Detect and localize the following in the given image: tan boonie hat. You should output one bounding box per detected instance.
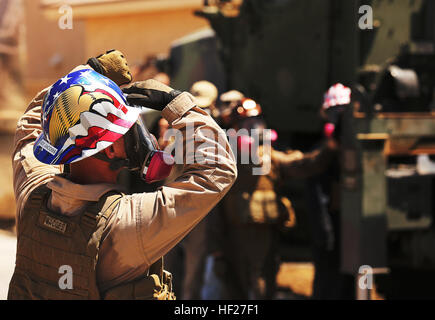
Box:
[190,81,218,108]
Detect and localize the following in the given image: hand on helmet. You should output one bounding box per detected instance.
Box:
[122,79,182,111]
[87,49,132,86]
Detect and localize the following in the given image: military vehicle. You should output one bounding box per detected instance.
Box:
[155,0,435,299]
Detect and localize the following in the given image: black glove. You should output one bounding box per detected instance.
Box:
[122,79,182,111]
[87,49,132,86]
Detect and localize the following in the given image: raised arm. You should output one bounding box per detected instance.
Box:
[101,81,237,280]
[272,139,338,179]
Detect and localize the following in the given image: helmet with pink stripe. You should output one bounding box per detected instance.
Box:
[322,83,351,110]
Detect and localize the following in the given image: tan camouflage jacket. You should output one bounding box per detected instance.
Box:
[12,67,237,292]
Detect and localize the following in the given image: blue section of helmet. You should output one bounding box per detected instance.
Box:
[33,135,55,164]
[57,145,79,164]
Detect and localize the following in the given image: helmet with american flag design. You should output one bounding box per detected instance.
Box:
[33,69,141,165]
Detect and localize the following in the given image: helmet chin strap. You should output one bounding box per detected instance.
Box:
[92,152,133,171]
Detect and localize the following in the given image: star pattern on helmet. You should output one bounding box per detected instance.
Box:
[60,75,71,85]
[42,69,126,121]
[36,68,137,166]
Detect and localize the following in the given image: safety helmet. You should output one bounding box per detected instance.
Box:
[33,69,173,183]
[220,90,244,103]
[220,90,264,127]
[321,83,351,124]
[34,69,140,165]
[190,80,218,109]
[322,83,351,110]
[219,90,245,119]
[220,91,277,156]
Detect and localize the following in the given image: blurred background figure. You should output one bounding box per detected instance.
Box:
[274,83,355,299]
[163,80,219,300]
[130,54,171,84]
[0,0,24,107]
[154,117,171,150]
[218,90,245,127]
[309,84,355,299]
[153,72,171,86]
[189,80,219,118]
[202,89,302,300]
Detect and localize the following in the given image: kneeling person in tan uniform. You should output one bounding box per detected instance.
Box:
[8,50,237,300]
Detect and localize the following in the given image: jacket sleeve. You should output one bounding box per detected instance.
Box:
[105,92,238,278]
[273,143,337,179]
[12,88,63,221]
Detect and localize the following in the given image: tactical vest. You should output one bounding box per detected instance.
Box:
[8,184,175,300]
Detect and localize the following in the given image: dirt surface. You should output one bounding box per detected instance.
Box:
[0,230,16,300]
[0,133,17,221]
[275,262,384,300]
[276,262,314,299]
[0,228,383,300]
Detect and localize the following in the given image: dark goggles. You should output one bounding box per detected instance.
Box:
[124,117,174,183]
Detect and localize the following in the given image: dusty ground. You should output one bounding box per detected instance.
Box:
[276,262,315,299]
[0,230,16,300]
[0,233,314,300]
[0,133,18,221]
[0,226,383,300]
[275,261,384,300]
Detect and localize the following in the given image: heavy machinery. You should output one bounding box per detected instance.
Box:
[158,0,435,299]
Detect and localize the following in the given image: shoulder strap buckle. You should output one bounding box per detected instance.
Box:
[81,191,123,228]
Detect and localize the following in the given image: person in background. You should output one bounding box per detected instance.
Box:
[164,80,221,300]
[275,83,355,300]
[153,72,171,86]
[202,89,302,300]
